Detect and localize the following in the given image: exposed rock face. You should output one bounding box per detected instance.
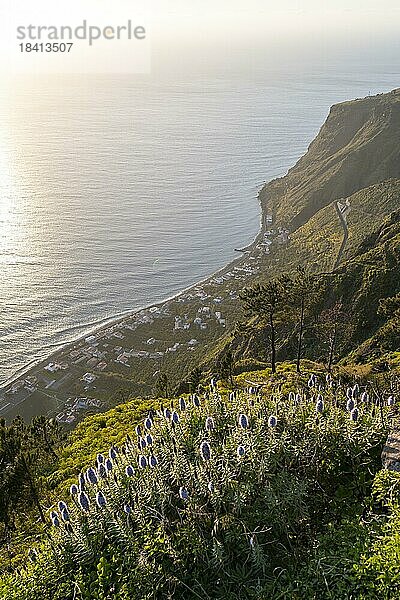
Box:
[260,88,400,231]
[382,426,400,472]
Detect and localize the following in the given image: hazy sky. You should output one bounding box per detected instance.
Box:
[1,0,399,74]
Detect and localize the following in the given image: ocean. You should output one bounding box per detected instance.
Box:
[0,62,399,387]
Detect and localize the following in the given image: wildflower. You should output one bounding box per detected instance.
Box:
[135,424,141,437]
[86,467,98,485]
[205,417,215,431]
[315,398,324,413]
[145,417,153,430]
[51,514,60,527]
[138,455,148,468]
[140,437,147,449]
[96,453,105,464]
[164,408,171,419]
[210,378,217,388]
[123,504,132,514]
[238,414,249,429]
[70,484,78,496]
[179,397,186,410]
[307,376,316,388]
[28,548,38,563]
[146,433,153,446]
[179,487,189,500]
[105,458,113,472]
[61,508,70,522]
[237,445,246,457]
[361,391,369,403]
[172,411,180,424]
[346,387,353,400]
[388,396,396,406]
[353,384,359,396]
[58,501,67,512]
[78,491,90,512]
[208,481,214,492]
[350,408,359,422]
[200,440,211,461]
[149,455,158,468]
[192,395,201,407]
[229,392,235,402]
[50,510,58,520]
[109,447,118,461]
[268,415,277,428]
[78,472,85,491]
[98,463,107,479]
[94,491,106,508]
[346,398,355,412]
[125,465,135,477]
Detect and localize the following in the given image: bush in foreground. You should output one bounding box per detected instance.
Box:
[0,376,393,599]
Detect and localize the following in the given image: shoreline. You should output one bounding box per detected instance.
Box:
[1,185,268,401]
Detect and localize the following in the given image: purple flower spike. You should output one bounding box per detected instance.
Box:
[138,455,148,468]
[179,487,189,500]
[61,508,70,522]
[146,433,153,446]
[237,445,246,457]
[51,515,60,527]
[135,424,141,437]
[96,491,107,508]
[172,411,180,424]
[238,414,249,429]
[346,398,355,412]
[109,447,117,461]
[70,484,79,496]
[105,458,113,472]
[179,397,186,410]
[98,463,107,478]
[350,408,359,422]
[125,464,135,477]
[268,415,277,428]
[78,491,90,512]
[145,417,153,430]
[149,455,158,468]
[123,504,132,514]
[200,441,211,461]
[86,467,98,485]
[205,417,215,431]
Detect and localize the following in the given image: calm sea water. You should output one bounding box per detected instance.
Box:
[0,65,399,386]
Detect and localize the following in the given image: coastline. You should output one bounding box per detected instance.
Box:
[0,184,269,417]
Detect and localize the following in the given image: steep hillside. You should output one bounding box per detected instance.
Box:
[261,88,400,231]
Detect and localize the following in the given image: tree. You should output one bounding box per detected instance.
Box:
[217,349,235,386]
[187,367,202,393]
[288,266,320,373]
[0,416,63,538]
[240,277,290,374]
[156,373,170,398]
[318,302,349,372]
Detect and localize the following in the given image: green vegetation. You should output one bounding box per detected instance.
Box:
[1,372,399,599]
